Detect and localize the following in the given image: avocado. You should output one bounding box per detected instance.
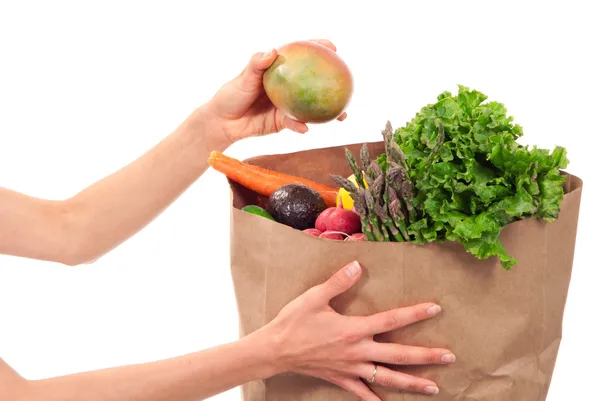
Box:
[267,184,326,230]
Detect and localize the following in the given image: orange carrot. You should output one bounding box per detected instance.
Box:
[208,151,338,207]
[218,154,339,201]
[245,162,338,194]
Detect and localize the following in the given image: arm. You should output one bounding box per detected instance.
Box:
[2,262,453,401]
[3,332,276,401]
[0,109,226,265]
[0,40,341,266]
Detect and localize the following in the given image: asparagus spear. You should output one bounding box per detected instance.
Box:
[371,174,385,203]
[386,181,401,206]
[382,121,394,159]
[389,199,410,241]
[345,148,365,189]
[351,190,376,241]
[387,162,406,189]
[381,120,410,184]
[364,173,374,189]
[382,120,393,140]
[364,189,386,242]
[386,184,409,241]
[330,174,357,194]
[385,158,421,242]
[399,179,418,221]
[375,201,404,242]
[386,156,417,225]
[369,160,384,179]
[398,180,422,241]
[373,209,391,242]
[360,143,371,173]
[377,131,411,242]
[390,141,410,173]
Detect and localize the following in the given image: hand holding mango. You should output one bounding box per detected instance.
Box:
[206,39,346,144]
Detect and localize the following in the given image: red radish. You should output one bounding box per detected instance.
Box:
[303,228,322,237]
[327,208,362,235]
[318,231,347,241]
[345,233,365,241]
[316,204,362,235]
[315,207,336,232]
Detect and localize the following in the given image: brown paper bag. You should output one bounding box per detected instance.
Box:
[228,141,583,401]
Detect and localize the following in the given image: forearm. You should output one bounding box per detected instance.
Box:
[16,332,277,401]
[64,106,229,264]
[0,106,230,264]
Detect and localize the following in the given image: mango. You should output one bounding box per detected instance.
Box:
[263,41,353,123]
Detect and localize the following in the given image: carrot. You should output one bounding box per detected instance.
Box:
[208,151,338,207]
[245,162,338,195]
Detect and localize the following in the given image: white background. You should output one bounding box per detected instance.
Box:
[0,1,598,399]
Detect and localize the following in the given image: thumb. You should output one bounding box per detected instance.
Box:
[317,261,362,302]
[236,49,278,94]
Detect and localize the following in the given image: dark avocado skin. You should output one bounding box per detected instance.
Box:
[267,184,326,230]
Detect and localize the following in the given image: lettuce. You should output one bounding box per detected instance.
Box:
[383,85,568,269]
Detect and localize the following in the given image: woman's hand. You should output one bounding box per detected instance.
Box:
[262,261,454,399]
[206,39,347,144]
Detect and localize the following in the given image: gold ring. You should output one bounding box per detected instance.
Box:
[368,364,378,384]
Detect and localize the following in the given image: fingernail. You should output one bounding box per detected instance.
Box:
[441,353,456,363]
[427,305,442,315]
[424,386,439,395]
[344,261,361,278]
[261,49,273,59]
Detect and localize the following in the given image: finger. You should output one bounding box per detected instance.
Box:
[362,303,442,336]
[281,115,308,134]
[314,261,362,302]
[359,342,456,366]
[335,377,381,401]
[354,363,439,395]
[253,48,278,71]
[337,112,348,121]
[310,39,337,52]
[237,50,278,93]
